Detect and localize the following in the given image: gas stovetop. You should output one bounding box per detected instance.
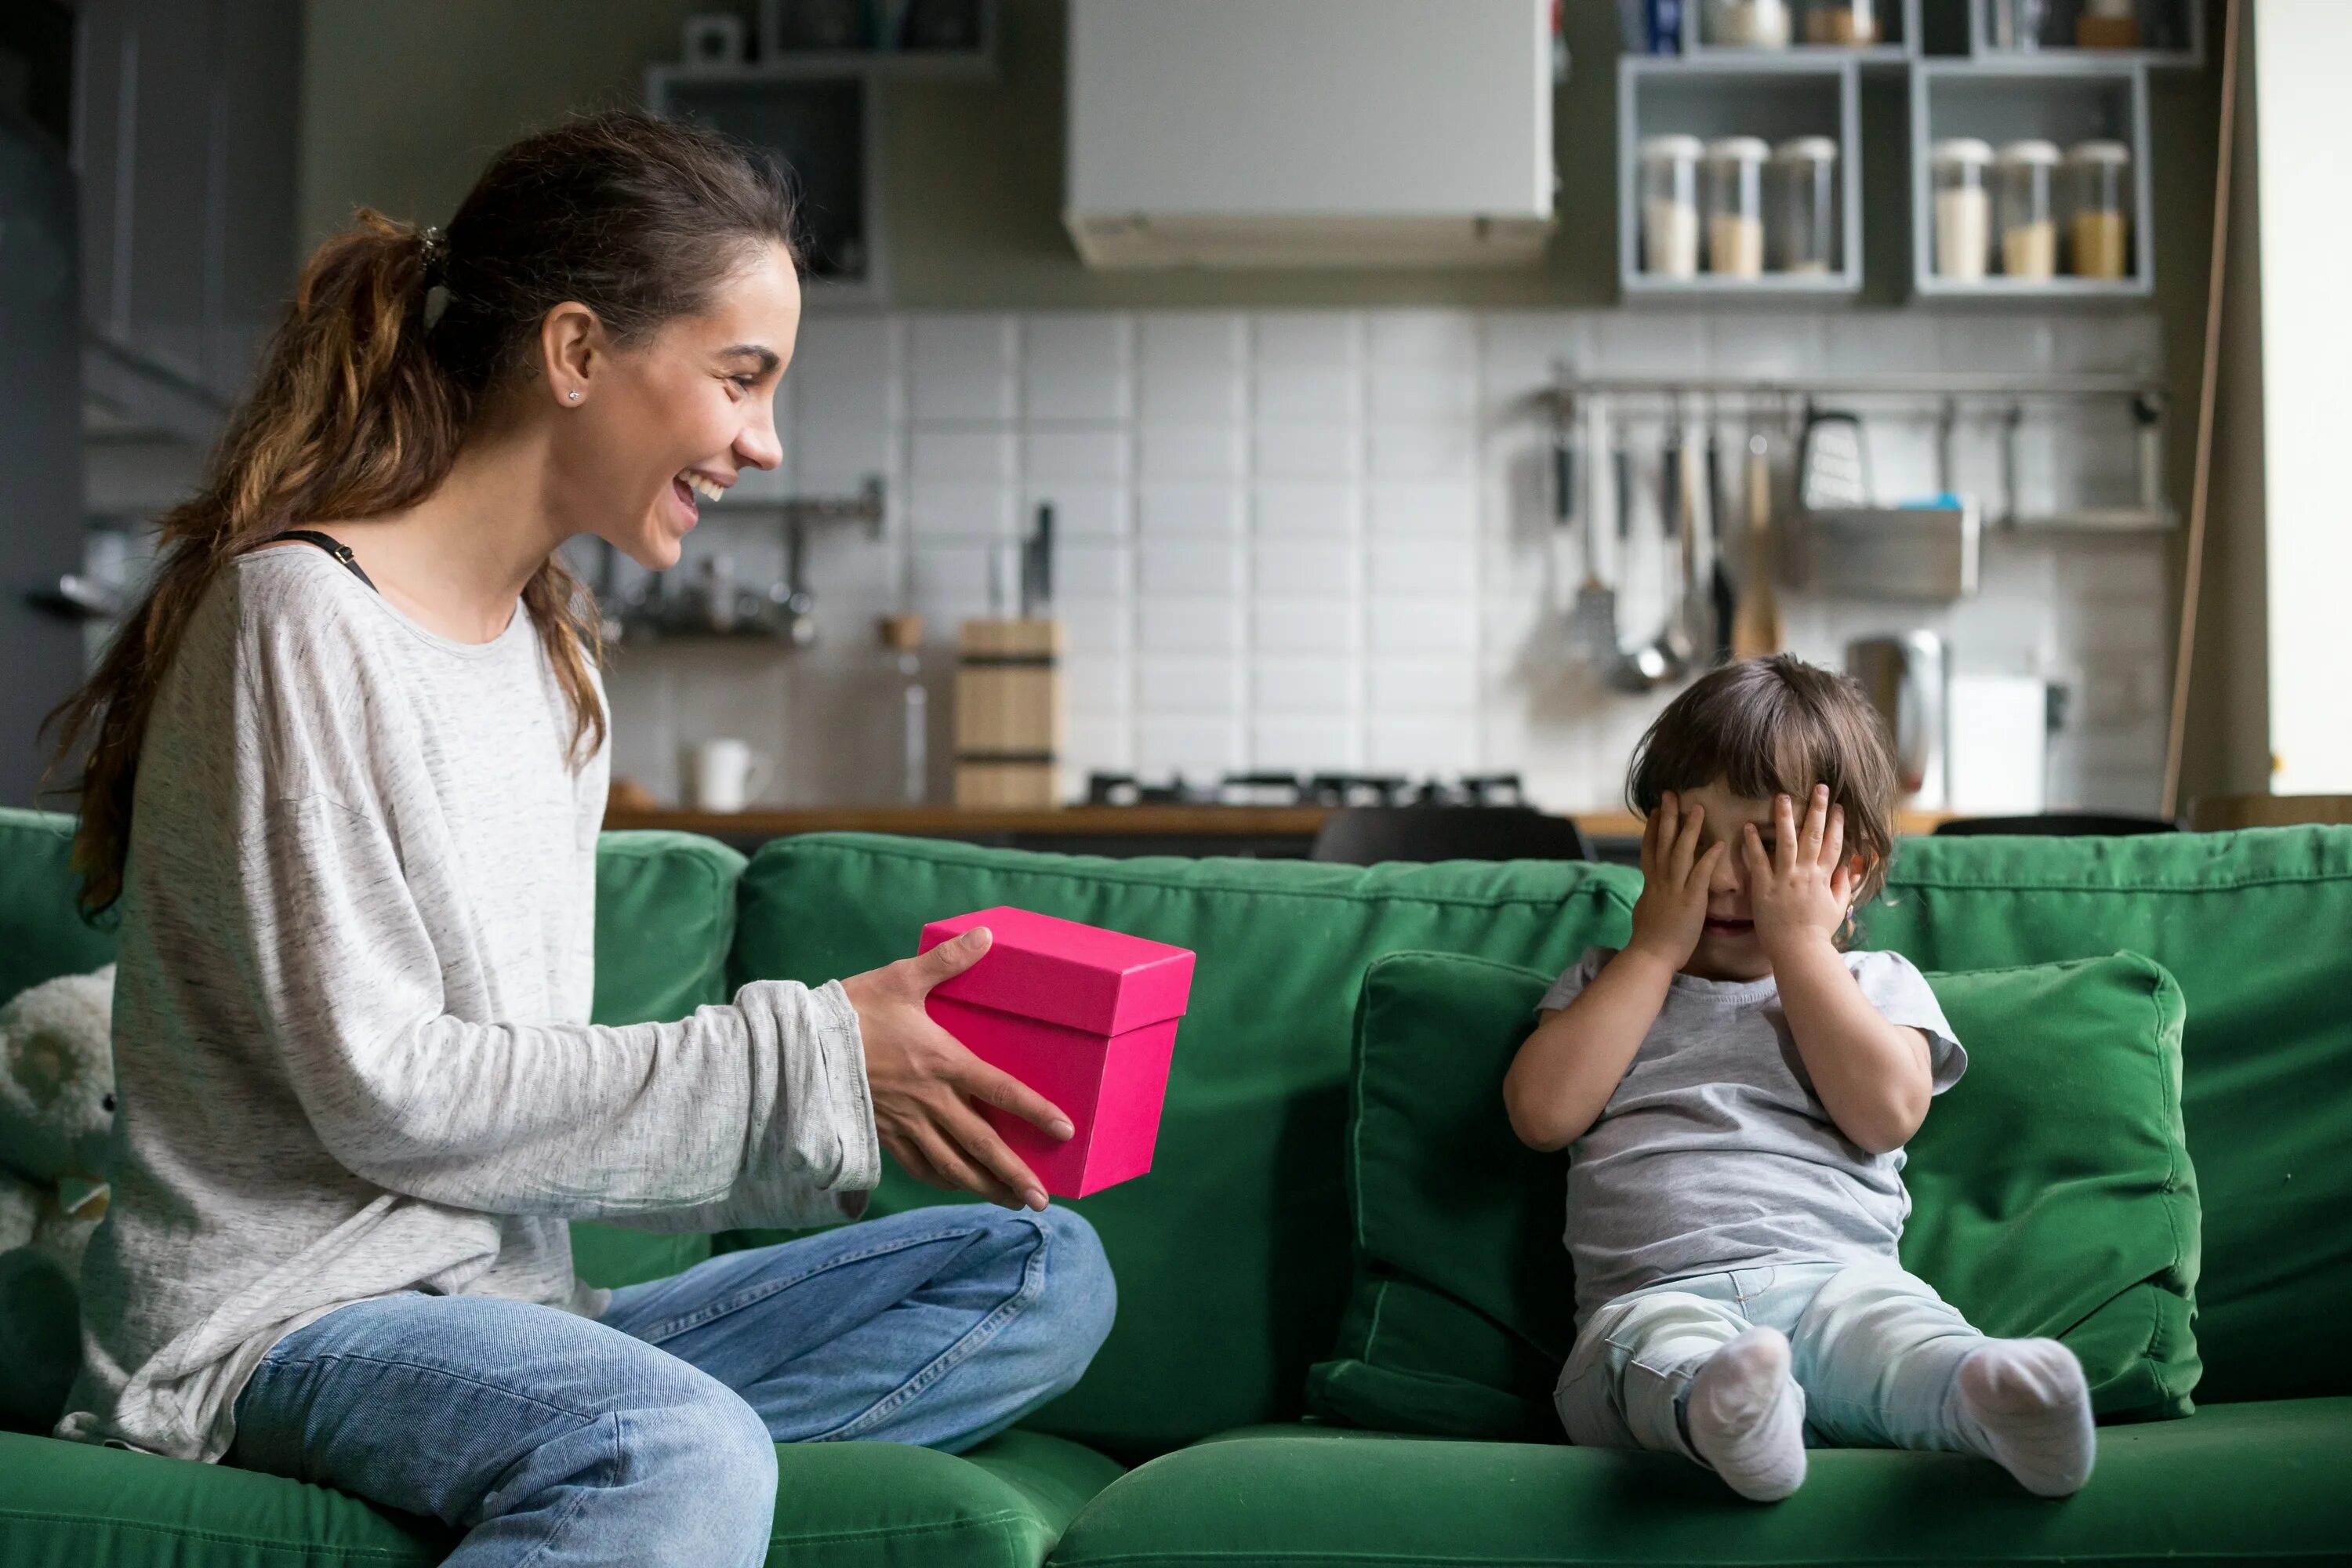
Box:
[1084,772,1527,809]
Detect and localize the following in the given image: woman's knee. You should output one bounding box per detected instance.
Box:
[1018,1207,1116,1395]
[595,1368,777,1563]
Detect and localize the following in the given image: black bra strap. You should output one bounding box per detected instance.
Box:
[269,530,377,592]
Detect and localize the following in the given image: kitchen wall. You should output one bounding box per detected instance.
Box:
[290,0,2228,812]
[597,303,2169,814]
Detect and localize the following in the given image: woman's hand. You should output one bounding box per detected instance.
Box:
[1627,791,1726,971]
[1744,785,1855,960]
[842,928,1073,1212]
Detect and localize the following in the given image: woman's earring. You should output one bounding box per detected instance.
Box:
[567,390,582,401]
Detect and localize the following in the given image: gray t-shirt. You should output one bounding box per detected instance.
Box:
[1539,945,1964,1325]
[59,548,880,1463]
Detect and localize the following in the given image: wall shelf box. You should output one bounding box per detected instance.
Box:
[1618,55,1862,299]
[1908,59,2153,301]
[645,65,887,305]
[755,0,1000,79]
[1679,0,1922,66]
[1967,0,2204,69]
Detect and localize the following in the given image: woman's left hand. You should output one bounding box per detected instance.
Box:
[1743,785,1855,957]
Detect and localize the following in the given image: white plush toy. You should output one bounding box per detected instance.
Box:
[0,964,116,1427]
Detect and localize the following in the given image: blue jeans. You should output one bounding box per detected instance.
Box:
[1555,1261,1988,1461]
[229,1205,1116,1567]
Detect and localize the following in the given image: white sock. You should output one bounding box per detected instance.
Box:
[1957,1338,2096,1497]
[1685,1327,1808,1502]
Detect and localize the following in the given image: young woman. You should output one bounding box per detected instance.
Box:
[46,111,1115,1566]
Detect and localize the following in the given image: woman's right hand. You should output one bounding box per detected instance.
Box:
[841,927,1074,1212]
[1627,792,1725,970]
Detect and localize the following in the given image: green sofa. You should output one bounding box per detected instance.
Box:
[1,806,2347,1566]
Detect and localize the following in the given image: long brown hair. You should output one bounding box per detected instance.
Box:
[48,110,798,914]
[1625,655,1902,916]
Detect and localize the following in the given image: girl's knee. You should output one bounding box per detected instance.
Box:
[620,1378,777,1559]
[1033,1207,1116,1358]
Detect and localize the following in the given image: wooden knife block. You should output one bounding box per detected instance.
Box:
[955,619,1062,808]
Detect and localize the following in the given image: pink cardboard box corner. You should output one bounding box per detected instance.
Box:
[918,906,1196,1198]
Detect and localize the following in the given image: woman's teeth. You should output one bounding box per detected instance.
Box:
[677,471,726,503]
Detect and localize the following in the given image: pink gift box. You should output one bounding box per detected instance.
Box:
[918,906,1196,1198]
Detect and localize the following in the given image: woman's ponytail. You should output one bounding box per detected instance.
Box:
[48,209,468,916]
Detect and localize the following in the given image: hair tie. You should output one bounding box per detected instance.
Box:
[417,226,448,289]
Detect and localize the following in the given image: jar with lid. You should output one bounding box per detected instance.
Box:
[1639,135,1704,278]
[1704,136,1769,278]
[1704,0,1791,47]
[2065,140,2132,279]
[1802,0,1879,44]
[1984,0,2049,50]
[1768,136,1839,274]
[1930,138,1994,281]
[1994,140,2059,280]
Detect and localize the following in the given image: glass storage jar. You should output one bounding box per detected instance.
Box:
[1769,136,1839,274]
[1704,0,1792,47]
[1994,139,2060,280]
[1930,138,1994,281]
[1704,136,1769,278]
[1639,134,1704,278]
[1803,0,1880,44]
[2066,140,2132,279]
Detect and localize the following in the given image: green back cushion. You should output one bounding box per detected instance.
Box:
[1308,949,2199,1441]
[0,810,117,1000]
[726,833,1642,1461]
[0,814,736,1294]
[573,830,747,1287]
[1864,827,2352,1403]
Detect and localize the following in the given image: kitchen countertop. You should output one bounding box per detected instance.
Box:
[605,806,1961,840]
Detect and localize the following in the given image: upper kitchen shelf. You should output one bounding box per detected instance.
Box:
[1675,0,1922,66]
[1909,58,2154,300]
[1618,56,1863,299]
[1962,0,2205,69]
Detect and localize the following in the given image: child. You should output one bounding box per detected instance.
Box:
[1503,655,2094,1502]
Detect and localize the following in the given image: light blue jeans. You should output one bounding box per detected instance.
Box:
[229,1204,1116,1567]
[1555,1261,1989,1461]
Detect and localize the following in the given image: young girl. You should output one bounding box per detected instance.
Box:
[46,112,1112,1565]
[1503,656,2093,1502]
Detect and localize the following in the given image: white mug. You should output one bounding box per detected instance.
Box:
[686,739,771,812]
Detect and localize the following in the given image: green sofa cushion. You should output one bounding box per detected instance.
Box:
[0,1427,1121,1568]
[1864,827,2352,1404]
[572,829,750,1287]
[725,833,1642,1461]
[1308,949,2199,1440]
[0,808,116,1001]
[1048,1402,2352,1568]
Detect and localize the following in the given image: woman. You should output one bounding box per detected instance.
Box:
[45,111,1115,1566]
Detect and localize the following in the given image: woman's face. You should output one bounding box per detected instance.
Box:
[552,241,800,570]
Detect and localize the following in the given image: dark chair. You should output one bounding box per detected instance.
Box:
[1308,806,1595,865]
[1933,813,2183,837]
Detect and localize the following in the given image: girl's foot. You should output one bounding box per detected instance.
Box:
[1957,1338,2096,1497]
[1686,1327,1808,1501]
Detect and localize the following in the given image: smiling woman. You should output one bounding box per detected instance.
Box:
[35,110,1113,1567]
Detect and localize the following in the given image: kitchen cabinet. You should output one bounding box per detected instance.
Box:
[1619,56,1864,297]
[1909,59,2154,299]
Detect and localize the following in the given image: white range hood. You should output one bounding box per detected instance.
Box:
[1064,0,1557,270]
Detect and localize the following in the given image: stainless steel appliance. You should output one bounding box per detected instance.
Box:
[1846,633,1950,806]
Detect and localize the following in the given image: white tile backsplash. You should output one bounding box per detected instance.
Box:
[607,306,2172,815]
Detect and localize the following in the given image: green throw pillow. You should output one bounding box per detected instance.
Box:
[1307,948,2201,1442]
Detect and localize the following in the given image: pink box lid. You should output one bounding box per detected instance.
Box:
[918,906,1195,1036]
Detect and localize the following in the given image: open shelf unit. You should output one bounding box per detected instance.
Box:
[1679,0,1922,67]
[1965,0,2204,69]
[1907,57,2153,300]
[645,65,887,305]
[1618,55,1863,299]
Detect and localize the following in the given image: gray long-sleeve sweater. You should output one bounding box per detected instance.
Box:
[57,547,879,1462]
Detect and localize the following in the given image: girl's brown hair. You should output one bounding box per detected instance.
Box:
[1625,655,1902,912]
[48,110,798,914]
